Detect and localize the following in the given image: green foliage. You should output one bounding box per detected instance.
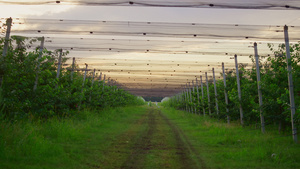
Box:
[0,36,144,119]
[165,42,300,132]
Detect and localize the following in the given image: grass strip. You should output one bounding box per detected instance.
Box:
[0,106,147,169]
[160,107,300,169]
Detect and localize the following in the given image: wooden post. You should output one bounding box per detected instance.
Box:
[186,84,191,113]
[205,72,211,116]
[222,62,230,124]
[184,84,188,112]
[189,82,194,114]
[192,81,196,114]
[89,69,96,102]
[99,72,102,82]
[254,42,265,133]
[78,64,88,111]
[2,17,12,57]
[196,78,200,114]
[183,86,188,111]
[193,80,197,114]
[284,25,297,143]
[103,74,106,86]
[82,64,88,87]
[55,49,63,89]
[56,49,63,79]
[91,69,96,86]
[200,75,205,116]
[235,54,244,125]
[0,18,12,86]
[71,57,75,81]
[212,68,219,115]
[33,36,44,91]
[181,86,184,111]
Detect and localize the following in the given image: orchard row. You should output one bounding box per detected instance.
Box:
[165,35,299,143]
[0,36,144,119]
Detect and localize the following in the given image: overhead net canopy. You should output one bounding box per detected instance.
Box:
[1,1,300,97]
[1,0,300,10]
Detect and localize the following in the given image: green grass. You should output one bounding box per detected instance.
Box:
[1,106,299,169]
[0,106,147,169]
[160,107,300,169]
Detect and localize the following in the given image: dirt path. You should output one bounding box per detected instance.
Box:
[100,107,206,169]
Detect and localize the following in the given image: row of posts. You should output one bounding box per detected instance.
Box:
[1,18,297,143]
[179,55,245,124]
[1,18,119,111]
[173,26,297,143]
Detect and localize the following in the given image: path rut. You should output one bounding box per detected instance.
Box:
[100,107,206,169]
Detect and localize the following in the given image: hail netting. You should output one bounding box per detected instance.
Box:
[1,0,300,10]
[5,18,300,54]
[1,18,300,97]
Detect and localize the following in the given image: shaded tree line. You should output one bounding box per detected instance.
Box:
[0,36,144,119]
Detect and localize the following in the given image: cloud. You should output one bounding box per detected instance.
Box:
[0,4,75,18]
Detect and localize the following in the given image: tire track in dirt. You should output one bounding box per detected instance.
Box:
[100,107,206,169]
[120,108,156,168]
[158,109,207,169]
[99,112,149,168]
[121,108,206,169]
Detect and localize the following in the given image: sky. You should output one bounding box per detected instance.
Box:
[1,1,300,97]
[1,4,300,25]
